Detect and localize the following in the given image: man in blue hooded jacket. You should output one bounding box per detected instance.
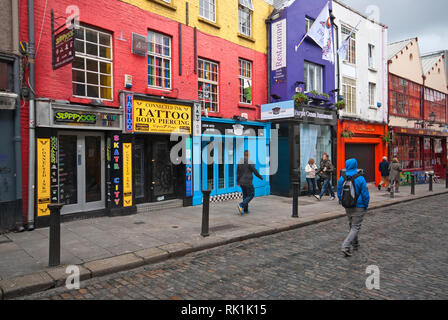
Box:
[337,159,370,257]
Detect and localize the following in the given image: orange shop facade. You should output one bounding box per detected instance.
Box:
[337,120,389,184]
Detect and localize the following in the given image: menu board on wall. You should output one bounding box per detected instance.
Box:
[37,139,51,217]
[58,135,78,205]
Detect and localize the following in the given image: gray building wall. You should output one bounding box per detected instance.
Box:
[0,0,13,53]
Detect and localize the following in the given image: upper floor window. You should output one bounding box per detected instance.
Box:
[72,25,113,100]
[304,61,323,93]
[198,58,219,112]
[0,60,13,91]
[389,74,421,118]
[369,82,376,107]
[424,88,446,123]
[342,77,356,114]
[341,25,356,64]
[199,0,216,23]
[147,30,172,89]
[238,0,253,37]
[305,17,315,33]
[239,58,252,104]
[368,44,375,68]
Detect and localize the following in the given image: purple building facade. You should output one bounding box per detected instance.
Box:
[266,0,339,197]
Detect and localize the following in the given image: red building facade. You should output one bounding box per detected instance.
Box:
[18,0,269,226]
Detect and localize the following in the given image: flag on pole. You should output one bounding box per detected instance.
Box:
[294,1,335,64]
[337,20,361,61]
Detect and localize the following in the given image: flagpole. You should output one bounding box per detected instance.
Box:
[294,34,308,52]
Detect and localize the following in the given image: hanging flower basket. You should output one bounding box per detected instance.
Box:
[383,131,392,143]
[293,93,310,107]
[341,130,354,138]
[334,100,346,110]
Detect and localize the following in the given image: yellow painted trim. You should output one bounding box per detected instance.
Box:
[198,16,221,29]
[238,33,256,43]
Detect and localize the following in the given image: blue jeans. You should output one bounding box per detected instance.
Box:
[239,185,255,213]
[306,178,317,195]
[319,178,335,198]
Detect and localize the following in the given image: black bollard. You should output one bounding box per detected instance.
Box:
[292,182,299,218]
[201,190,212,237]
[446,169,448,189]
[429,173,433,192]
[390,182,395,198]
[411,174,416,195]
[48,203,64,267]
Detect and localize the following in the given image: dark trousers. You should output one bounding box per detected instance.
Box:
[306,178,317,196]
[239,185,255,213]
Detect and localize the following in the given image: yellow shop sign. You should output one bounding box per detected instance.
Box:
[133,99,191,134]
[37,138,51,217]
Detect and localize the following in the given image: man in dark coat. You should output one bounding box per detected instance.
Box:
[314,153,335,201]
[237,151,263,215]
[378,156,390,190]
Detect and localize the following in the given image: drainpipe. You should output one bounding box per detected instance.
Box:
[12,0,24,232]
[27,0,36,231]
[266,18,271,104]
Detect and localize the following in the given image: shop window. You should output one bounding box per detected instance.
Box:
[392,135,422,170]
[72,25,112,100]
[369,82,376,107]
[238,0,253,37]
[299,124,332,192]
[304,61,323,93]
[342,77,356,114]
[341,25,356,64]
[198,58,219,112]
[199,0,216,23]
[148,30,171,89]
[238,58,252,104]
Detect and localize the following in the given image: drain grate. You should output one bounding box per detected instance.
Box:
[209,224,237,232]
[134,221,146,225]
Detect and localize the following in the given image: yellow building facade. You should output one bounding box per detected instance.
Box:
[120,0,273,54]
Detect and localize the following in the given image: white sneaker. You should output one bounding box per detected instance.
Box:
[331,196,335,201]
[314,195,321,201]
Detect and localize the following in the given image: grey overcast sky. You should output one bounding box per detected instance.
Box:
[339,0,448,54]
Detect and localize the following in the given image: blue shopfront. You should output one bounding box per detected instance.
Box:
[192,118,271,206]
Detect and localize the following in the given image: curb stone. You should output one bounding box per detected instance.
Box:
[45,265,92,287]
[0,272,54,299]
[83,253,144,278]
[2,189,447,299]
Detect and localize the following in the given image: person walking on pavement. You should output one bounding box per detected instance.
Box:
[237,150,263,215]
[378,156,390,190]
[305,159,318,196]
[337,159,370,257]
[314,153,335,201]
[388,157,402,193]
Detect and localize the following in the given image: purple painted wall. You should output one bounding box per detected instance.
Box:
[269,0,336,103]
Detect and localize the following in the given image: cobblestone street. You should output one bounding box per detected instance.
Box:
[20,194,448,300]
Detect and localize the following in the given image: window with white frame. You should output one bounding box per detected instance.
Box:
[368,44,375,68]
[73,25,113,100]
[147,30,171,89]
[304,61,323,93]
[369,82,376,107]
[198,58,219,112]
[238,0,253,37]
[199,0,216,23]
[341,25,356,64]
[239,58,252,104]
[305,17,315,33]
[342,77,356,114]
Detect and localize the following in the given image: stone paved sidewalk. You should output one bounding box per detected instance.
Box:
[0,182,446,298]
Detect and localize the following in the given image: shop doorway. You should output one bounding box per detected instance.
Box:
[134,136,182,204]
[345,144,375,182]
[58,132,105,215]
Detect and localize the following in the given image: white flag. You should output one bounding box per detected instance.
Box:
[337,20,361,61]
[307,2,331,49]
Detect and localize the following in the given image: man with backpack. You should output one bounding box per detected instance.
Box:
[337,159,370,257]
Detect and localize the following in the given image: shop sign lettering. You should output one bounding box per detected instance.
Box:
[55,111,97,124]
